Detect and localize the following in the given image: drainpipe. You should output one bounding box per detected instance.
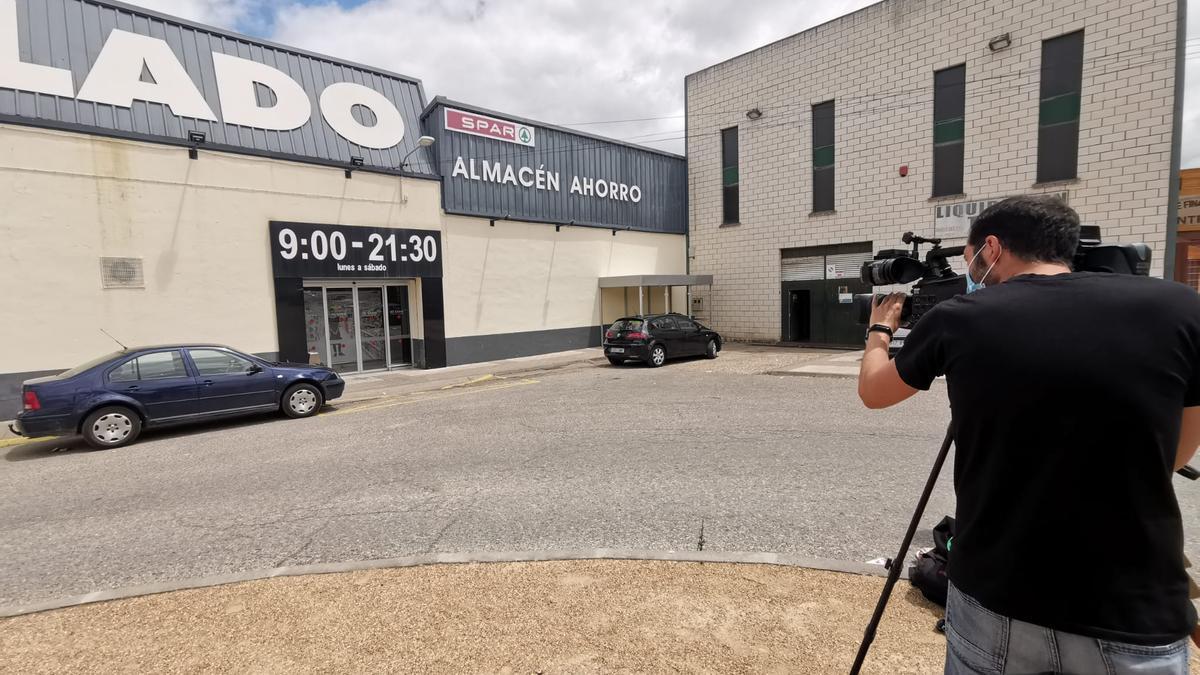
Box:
[1164,0,1186,280]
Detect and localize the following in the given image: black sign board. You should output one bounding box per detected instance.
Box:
[269,221,443,278]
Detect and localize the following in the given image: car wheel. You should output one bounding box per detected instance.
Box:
[648,344,667,368]
[82,406,142,449]
[607,357,625,366]
[705,339,719,359]
[282,383,324,419]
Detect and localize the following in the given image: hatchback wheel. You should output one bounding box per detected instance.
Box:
[648,344,667,368]
[82,406,142,449]
[705,339,719,359]
[282,383,323,419]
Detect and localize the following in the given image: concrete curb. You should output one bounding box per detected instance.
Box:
[0,549,897,619]
[764,368,857,379]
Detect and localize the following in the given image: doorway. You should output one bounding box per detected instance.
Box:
[786,289,811,342]
[780,243,873,347]
[1174,232,1200,292]
[302,284,412,373]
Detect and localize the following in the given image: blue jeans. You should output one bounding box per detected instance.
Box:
[944,582,1191,674]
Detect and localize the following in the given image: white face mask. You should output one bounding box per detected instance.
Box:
[966,244,999,294]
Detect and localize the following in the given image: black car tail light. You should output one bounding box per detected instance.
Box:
[605,330,616,339]
[22,390,40,411]
[626,331,649,340]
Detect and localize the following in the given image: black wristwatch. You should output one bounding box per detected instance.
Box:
[865,324,894,341]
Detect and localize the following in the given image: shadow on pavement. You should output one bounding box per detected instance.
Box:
[2,406,342,462]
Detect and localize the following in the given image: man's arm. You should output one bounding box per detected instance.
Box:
[858,293,919,409]
[1177,406,1200,471]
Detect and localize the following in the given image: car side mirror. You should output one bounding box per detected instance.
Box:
[247,364,263,375]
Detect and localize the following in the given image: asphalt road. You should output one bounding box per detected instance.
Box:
[2,356,1198,607]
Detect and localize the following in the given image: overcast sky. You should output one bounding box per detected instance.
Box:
[136,0,1200,165]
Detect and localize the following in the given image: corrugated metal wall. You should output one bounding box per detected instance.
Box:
[425,100,686,234]
[0,0,435,175]
[781,246,873,282]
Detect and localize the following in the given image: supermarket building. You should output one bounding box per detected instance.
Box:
[0,0,688,405]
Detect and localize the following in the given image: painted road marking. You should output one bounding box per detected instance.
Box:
[440,374,495,390]
[325,378,539,417]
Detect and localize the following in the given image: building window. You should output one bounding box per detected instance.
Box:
[1037,31,1084,183]
[721,127,739,224]
[933,65,965,197]
[812,101,835,213]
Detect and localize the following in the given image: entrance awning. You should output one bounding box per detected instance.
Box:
[598,274,713,288]
[598,275,714,335]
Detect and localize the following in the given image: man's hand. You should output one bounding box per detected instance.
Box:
[868,292,906,332]
[858,293,918,409]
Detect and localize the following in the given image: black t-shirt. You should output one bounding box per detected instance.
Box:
[895,272,1200,645]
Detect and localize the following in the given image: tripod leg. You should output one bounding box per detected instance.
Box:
[849,421,955,675]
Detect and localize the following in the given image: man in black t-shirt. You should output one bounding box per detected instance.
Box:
[858,196,1200,673]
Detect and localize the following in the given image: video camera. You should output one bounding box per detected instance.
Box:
[854,226,1152,327]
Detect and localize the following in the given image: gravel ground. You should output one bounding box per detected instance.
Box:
[0,561,952,674]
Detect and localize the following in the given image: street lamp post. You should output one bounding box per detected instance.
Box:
[399,135,435,205]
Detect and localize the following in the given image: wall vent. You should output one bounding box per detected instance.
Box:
[100,257,145,289]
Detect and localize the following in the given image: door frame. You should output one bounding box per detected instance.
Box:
[302,280,414,373]
[385,283,413,368]
[780,242,873,348]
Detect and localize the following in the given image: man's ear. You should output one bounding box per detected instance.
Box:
[985,234,1003,263]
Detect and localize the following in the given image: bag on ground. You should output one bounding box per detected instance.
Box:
[908,516,955,607]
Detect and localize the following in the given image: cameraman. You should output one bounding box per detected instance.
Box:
[858,195,1199,673]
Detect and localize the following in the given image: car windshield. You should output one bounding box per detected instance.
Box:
[57,350,127,379]
[610,319,644,332]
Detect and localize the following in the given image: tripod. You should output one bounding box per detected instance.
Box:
[849,424,1200,674]
[849,421,954,675]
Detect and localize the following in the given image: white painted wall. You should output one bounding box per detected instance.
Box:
[0,123,687,377]
[0,123,441,374]
[440,215,687,338]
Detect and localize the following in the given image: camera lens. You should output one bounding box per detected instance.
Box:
[860,257,925,286]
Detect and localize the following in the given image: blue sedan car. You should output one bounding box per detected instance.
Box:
[10,345,345,449]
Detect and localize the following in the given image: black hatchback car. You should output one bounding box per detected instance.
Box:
[603,314,722,367]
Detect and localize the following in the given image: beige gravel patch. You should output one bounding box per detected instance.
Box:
[2,561,1197,674]
[673,344,837,376]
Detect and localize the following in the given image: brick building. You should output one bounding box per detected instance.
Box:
[685,0,1184,346]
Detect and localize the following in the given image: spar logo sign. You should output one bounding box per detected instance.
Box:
[445,108,535,147]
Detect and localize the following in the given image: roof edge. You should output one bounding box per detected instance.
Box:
[88,0,427,91]
[685,0,889,80]
[423,96,685,160]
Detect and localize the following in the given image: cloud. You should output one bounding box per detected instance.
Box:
[129,0,261,27]
[130,0,1200,164]
[130,0,274,34]
[261,0,878,155]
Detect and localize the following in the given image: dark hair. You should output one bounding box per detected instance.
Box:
[968,195,1080,265]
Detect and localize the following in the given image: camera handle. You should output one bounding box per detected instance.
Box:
[850,420,955,675]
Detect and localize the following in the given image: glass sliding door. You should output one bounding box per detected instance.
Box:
[302,288,328,366]
[358,287,386,371]
[387,285,411,366]
[326,288,358,373]
[303,284,410,373]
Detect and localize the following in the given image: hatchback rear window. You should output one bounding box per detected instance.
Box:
[609,319,644,332]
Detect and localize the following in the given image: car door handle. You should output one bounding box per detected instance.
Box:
[125,385,139,391]
[202,380,214,386]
